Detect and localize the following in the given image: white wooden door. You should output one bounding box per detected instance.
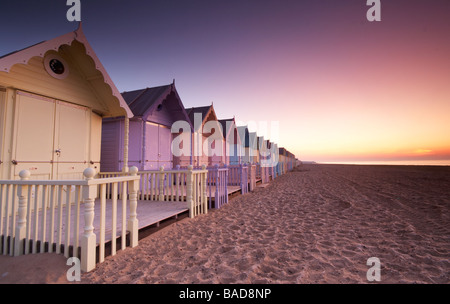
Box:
[13,91,89,180]
[13,92,55,180]
[54,101,89,179]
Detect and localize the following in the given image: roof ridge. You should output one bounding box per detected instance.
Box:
[127,87,149,106]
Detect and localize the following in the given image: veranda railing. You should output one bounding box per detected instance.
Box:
[227,164,249,194]
[99,165,209,218]
[0,167,140,272]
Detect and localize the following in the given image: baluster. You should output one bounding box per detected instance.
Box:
[202,165,208,214]
[14,170,30,256]
[186,165,193,218]
[47,185,56,254]
[73,186,81,259]
[121,180,127,250]
[56,185,63,254]
[111,182,118,256]
[63,186,72,257]
[32,185,40,254]
[159,166,165,201]
[40,185,48,254]
[213,165,218,209]
[99,184,106,263]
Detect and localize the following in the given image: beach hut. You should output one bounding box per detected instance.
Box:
[100,82,193,171]
[237,126,258,165]
[0,25,146,272]
[186,104,225,167]
[219,118,242,165]
[278,147,287,174]
[0,25,132,180]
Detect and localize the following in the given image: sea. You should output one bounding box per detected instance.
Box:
[319,160,450,166]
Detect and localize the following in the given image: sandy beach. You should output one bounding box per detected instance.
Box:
[1,164,449,284]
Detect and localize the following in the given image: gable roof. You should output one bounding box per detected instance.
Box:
[121,82,192,127]
[0,23,132,118]
[185,104,220,132]
[218,118,234,138]
[122,84,171,116]
[186,105,212,125]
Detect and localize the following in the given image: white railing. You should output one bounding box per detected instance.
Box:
[99,165,208,219]
[0,167,140,272]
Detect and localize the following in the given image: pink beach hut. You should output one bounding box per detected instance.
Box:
[101,82,193,172]
[186,104,225,167]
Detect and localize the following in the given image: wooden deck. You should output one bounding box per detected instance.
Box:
[206,185,241,198]
[28,199,189,251]
[26,184,247,253]
[94,199,189,245]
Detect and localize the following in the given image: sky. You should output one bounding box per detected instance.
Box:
[1,0,450,163]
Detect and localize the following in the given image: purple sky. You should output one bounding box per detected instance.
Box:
[1,0,449,162]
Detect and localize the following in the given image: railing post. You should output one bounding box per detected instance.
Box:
[14,170,30,256]
[127,166,139,248]
[212,164,218,209]
[159,166,165,201]
[81,168,97,272]
[224,164,228,203]
[239,164,243,191]
[201,165,208,214]
[186,165,194,218]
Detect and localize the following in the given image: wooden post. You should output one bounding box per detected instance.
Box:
[81,168,97,272]
[14,170,30,256]
[122,117,130,173]
[186,165,193,218]
[158,166,165,201]
[127,166,139,248]
[201,165,208,214]
[213,164,219,209]
[239,164,243,192]
[224,164,228,204]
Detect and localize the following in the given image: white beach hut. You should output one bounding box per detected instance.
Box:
[0,24,133,180]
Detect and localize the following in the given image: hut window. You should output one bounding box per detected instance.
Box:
[156,104,163,111]
[49,59,65,75]
[44,54,69,79]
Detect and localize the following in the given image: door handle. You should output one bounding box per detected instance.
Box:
[55,149,61,156]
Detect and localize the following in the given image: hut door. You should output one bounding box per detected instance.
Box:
[13,92,88,180]
[13,92,55,180]
[145,122,159,170]
[158,125,172,169]
[53,101,89,179]
[145,122,173,170]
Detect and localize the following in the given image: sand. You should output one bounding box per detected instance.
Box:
[1,164,449,284]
